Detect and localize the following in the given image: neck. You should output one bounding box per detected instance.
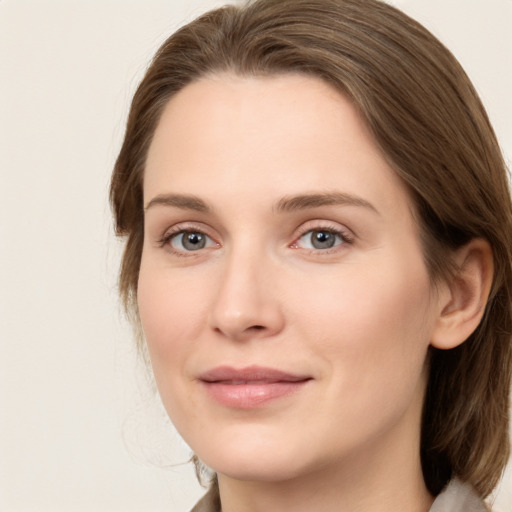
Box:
[218,456,432,512]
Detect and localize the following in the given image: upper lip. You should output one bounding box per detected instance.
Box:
[199,365,312,383]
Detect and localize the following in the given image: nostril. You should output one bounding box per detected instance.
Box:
[250,325,265,331]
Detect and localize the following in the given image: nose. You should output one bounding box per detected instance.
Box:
[208,249,285,342]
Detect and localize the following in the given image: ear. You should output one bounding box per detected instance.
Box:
[430,239,494,350]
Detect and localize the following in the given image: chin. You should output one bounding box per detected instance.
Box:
[207,455,307,483]
[191,429,324,484]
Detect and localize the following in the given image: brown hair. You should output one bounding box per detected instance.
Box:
[110,0,512,498]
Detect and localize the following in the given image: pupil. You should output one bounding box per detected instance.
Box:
[312,231,335,249]
[183,232,205,250]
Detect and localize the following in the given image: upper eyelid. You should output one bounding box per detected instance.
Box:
[155,222,219,249]
[158,227,219,256]
[292,227,353,249]
[170,230,217,248]
[161,221,216,238]
[292,220,354,238]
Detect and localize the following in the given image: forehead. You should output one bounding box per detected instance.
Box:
[144,73,413,219]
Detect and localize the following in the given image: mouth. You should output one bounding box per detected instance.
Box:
[198,365,312,409]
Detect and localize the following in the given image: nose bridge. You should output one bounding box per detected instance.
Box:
[209,239,283,340]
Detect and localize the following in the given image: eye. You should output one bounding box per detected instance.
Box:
[167,230,216,252]
[295,229,349,250]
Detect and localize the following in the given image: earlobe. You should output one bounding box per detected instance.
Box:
[430,239,494,350]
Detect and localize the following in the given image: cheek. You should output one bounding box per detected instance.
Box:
[137,263,211,425]
[137,262,208,374]
[292,255,433,388]
[294,260,433,445]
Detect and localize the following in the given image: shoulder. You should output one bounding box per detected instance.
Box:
[429,478,489,512]
[189,485,221,512]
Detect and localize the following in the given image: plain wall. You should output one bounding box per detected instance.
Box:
[0,1,510,510]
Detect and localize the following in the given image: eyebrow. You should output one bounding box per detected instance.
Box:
[144,193,210,212]
[144,191,379,215]
[275,192,379,214]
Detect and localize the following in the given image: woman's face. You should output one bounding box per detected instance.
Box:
[138,74,444,482]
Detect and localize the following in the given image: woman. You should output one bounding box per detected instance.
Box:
[110,1,512,511]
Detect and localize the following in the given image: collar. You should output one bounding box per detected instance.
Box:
[190,477,488,512]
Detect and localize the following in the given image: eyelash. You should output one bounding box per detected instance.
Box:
[156,224,218,257]
[291,223,354,254]
[156,222,354,256]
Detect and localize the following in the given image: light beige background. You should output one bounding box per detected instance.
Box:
[0,1,510,511]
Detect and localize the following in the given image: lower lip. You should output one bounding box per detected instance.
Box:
[201,380,310,409]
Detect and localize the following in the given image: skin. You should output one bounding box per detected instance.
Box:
[138,73,489,512]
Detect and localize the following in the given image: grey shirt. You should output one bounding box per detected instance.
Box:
[429,479,488,512]
[190,478,488,512]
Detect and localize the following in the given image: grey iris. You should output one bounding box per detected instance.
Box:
[311,230,336,249]
[183,232,206,250]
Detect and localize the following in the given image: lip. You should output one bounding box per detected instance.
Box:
[198,365,312,409]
